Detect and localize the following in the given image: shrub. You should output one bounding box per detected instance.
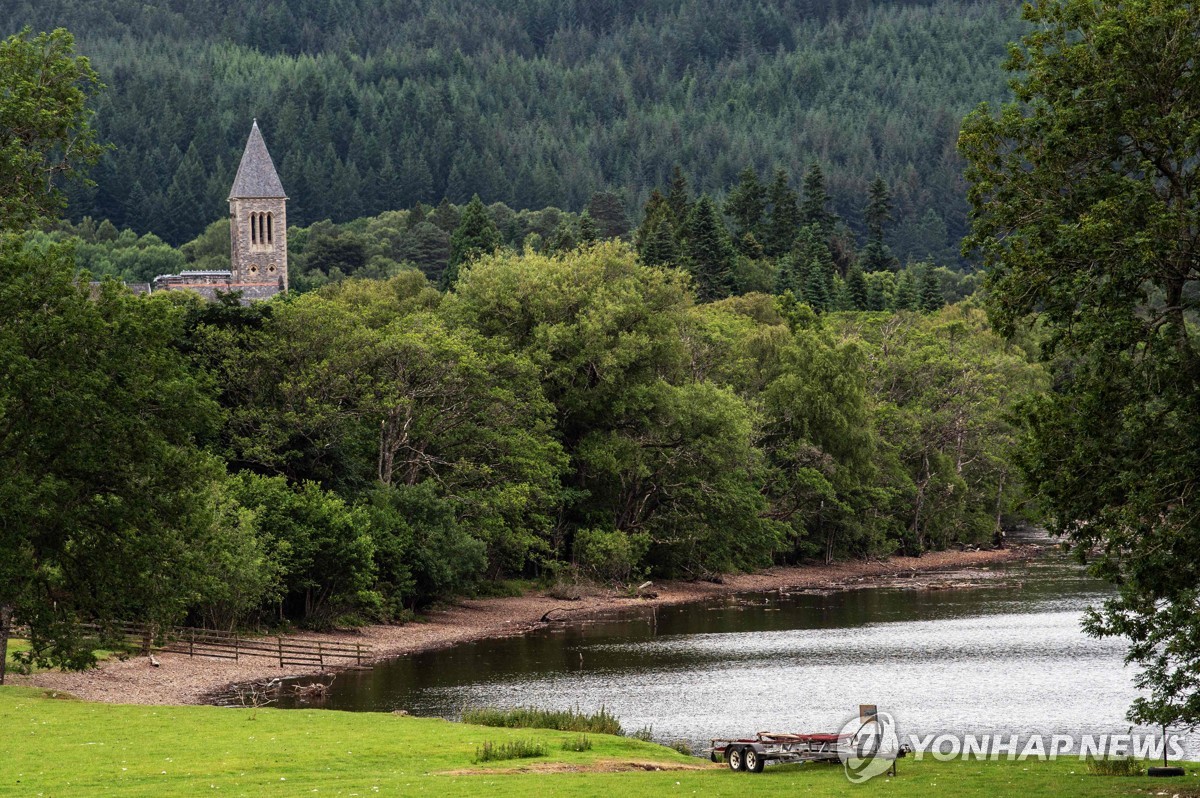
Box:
[1085,757,1145,777]
[474,739,547,763]
[573,527,649,583]
[562,735,593,752]
[461,705,622,735]
[630,725,655,742]
[669,739,693,756]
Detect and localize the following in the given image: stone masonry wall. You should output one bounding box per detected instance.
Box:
[230,197,288,291]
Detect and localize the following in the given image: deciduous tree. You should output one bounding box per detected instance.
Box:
[0,28,104,232]
[0,241,222,681]
[960,0,1200,727]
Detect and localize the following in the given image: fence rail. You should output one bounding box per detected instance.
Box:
[79,622,370,668]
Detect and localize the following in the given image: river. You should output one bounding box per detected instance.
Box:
[276,541,1173,754]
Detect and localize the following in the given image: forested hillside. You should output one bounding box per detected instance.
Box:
[3,22,1050,659]
[2,0,1024,260]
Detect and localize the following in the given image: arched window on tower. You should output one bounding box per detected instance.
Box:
[250,212,257,244]
[267,213,273,244]
[259,214,266,245]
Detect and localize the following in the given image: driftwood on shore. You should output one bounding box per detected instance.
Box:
[291,675,335,699]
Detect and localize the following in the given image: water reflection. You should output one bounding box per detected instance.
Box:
[276,551,1178,753]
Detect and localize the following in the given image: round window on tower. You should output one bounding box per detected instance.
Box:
[249,265,259,274]
[268,265,277,273]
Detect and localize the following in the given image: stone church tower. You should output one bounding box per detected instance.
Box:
[229,120,288,291]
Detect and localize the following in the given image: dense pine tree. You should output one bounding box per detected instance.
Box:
[2,0,1026,262]
[918,266,944,312]
[585,191,630,240]
[578,210,600,244]
[667,165,693,231]
[800,162,836,233]
[804,262,833,312]
[680,195,735,301]
[861,176,896,272]
[635,190,679,267]
[444,194,501,288]
[866,275,889,311]
[846,266,869,310]
[725,167,767,250]
[763,168,802,258]
[893,270,919,311]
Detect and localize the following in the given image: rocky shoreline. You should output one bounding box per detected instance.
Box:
[14,544,1045,706]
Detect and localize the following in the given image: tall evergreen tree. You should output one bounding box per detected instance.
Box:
[918,266,944,312]
[680,194,735,301]
[846,266,869,310]
[666,165,692,230]
[635,189,678,267]
[862,175,897,272]
[892,270,919,311]
[763,168,801,257]
[865,176,893,241]
[444,194,501,288]
[578,209,600,244]
[778,223,831,295]
[725,167,766,248]
[163,142,208,244]
[800,161,836,232]
[803,263,832,312]
[866,274,889,311]
[585,191,629,239]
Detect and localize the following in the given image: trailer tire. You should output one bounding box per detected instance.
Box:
[727,746,746,771]
[745,748,765,773]
[710,750,721,764]
[1148,766,1185,777]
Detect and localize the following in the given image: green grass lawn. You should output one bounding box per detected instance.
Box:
[3,685,1198,797]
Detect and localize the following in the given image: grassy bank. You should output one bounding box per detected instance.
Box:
[3,685,1197,797]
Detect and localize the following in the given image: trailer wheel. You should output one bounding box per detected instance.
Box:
[727,746,746,771]
[745,748,765,773]
[710,750,721,764]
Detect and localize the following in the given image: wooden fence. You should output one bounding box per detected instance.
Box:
[79,622,370,668]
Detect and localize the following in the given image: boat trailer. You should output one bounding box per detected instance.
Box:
[706,707,907,774]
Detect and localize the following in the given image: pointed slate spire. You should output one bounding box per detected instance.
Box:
[229,119,287,199]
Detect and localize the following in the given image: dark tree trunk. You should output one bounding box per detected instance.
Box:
[0,605,13,686]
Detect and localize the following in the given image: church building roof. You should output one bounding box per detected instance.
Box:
[229,120,287,199]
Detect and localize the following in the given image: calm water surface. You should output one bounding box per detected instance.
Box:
[279,542,1179,752]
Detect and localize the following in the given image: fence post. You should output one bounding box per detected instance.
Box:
[234,631,239,662]
[318,642,323,668]
[355,643,362,666]
[278,637,283,668]
[189,629,194,658]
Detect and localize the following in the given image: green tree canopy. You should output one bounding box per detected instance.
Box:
[0,241,223,681]
[960,0,1200,728]
[0,28,104,232]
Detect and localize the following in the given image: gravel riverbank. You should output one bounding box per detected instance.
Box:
[15,544,1043,706]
